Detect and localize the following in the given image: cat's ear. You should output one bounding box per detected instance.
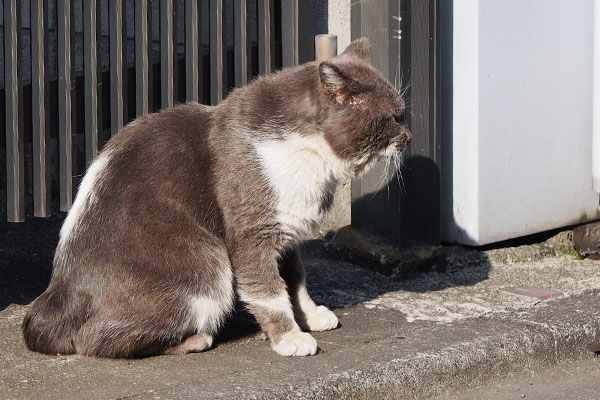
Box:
[341,37,371,63]
[319,61,365,107]
[319,61,351,93]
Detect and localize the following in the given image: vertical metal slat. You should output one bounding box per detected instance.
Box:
[402,0,441,244]
[135,0,149,116]
[160,0,174,108]
[31,0,51,217]
[297,0,315,64]
[185,0,199,102]
[58,0,73,211]
[281,0,298,68]
[350,0,399,236]
[172,0,179,103]
[197,0,205,102]
[350,0,362,46]
[84,0,99,165]
[69,0,78,179]
[258,0,271,75]
[209,0,223,105]
[121,1,129,124]
[110,0,124,135]
[388,0,401,90]
[95,0,104,147]
[148,1,155,111]
[4,0,25,222]
[234,0,247,86]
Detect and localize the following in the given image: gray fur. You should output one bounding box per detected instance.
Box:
[22,38,411,358]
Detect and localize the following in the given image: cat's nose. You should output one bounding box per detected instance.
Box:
[405,131,412,144]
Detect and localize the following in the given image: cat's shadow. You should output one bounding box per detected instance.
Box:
[218,305,262,344]
[0,213,64,311]
[0,211,490,345]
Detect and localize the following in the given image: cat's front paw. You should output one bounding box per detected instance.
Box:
[298,305,339,332]
[272,330,318,356]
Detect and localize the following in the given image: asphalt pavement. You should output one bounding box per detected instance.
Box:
[434,356,600,400]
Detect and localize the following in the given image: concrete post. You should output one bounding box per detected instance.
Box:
[315,33,352,236]
[327,0,352,52]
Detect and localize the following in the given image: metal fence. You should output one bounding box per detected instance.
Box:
[2,0,315,222]
[350,0,442,246]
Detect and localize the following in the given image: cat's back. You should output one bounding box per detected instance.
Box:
[57,102,223,262]
[106,102,214,172]
[88,101,216,210]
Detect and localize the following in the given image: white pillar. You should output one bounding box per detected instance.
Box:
[593,0,600,192]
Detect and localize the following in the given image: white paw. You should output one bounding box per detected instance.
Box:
[299,305,339,332]
[272,330,318,357]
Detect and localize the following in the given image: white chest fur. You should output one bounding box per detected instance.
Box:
[254,133,350,240]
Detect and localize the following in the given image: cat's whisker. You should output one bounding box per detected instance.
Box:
[386,159,391,202]
[395,61,404,92]
[389,151,405,198]
[400,82,412,99]
[395,155,407,194]
[384,156,392,197]
[367,155,392,203]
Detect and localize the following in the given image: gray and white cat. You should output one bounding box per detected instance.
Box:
[22,38,411,358]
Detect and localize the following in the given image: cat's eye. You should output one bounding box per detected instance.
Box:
[394,113,405,124]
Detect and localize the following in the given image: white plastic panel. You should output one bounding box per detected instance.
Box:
[443,0,600,245]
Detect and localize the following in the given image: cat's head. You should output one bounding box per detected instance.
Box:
[318,38,411,176]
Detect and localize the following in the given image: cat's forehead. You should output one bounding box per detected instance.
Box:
[361,73,405,113]
[349,63,404,107]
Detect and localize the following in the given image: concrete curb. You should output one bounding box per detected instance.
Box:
[236,290,600,400]
[4,291,597,400]
[3,226,599,400]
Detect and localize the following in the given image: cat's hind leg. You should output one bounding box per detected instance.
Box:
[279,249,339,332]
[73,229,234,358]
[164,333,213,355]
[22,280,92,355]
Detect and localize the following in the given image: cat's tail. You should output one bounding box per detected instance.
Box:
[22,280,91,355]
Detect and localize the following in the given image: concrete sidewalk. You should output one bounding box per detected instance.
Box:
[1,230,600,399]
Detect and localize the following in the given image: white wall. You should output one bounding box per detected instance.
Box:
[443,0,600,245]
[327,0,351,52]
[594,0,600,192]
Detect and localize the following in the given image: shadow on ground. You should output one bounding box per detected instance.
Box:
[0,214,64,310]
[0,212,492,347]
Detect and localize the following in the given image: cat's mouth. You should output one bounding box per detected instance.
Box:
[397,128,412,148]
[383,142,400,157]
[383,133,411,157]
[352,138,408,177]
